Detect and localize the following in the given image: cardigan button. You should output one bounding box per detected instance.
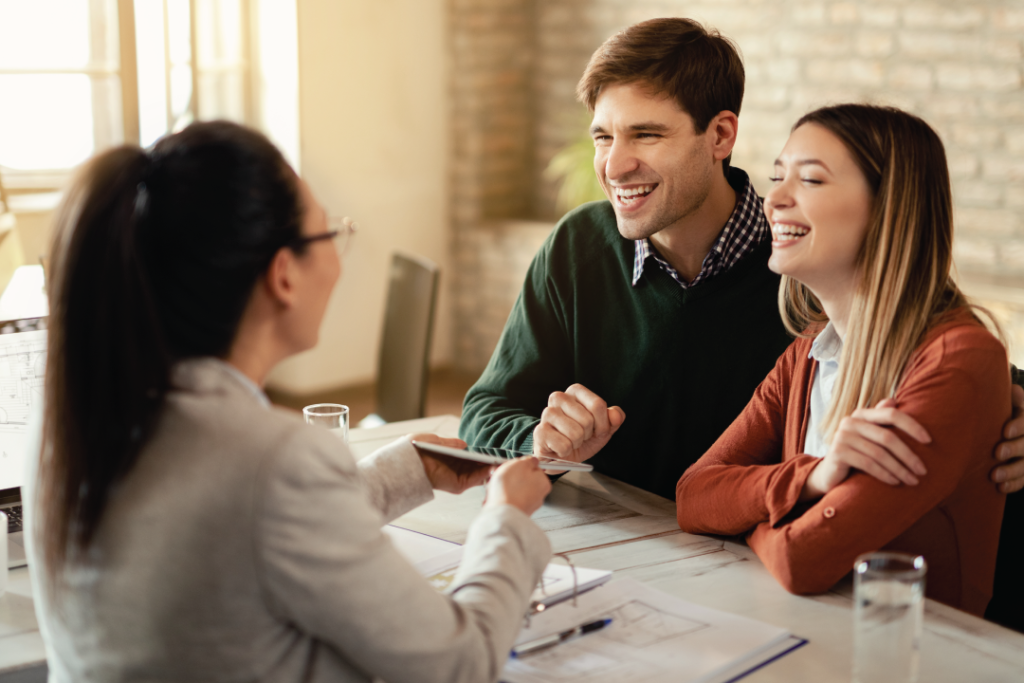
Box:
[823,506,836,519]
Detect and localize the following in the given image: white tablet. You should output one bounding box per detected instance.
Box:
[411,441,594,472]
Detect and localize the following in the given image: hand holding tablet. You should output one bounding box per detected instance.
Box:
[411,441,594,472]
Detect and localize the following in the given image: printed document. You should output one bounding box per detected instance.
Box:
[0,330,46,490]
[502,578,796,683]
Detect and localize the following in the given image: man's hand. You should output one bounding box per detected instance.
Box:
[801,399,931,501]
[411,434,493,494]
[532,384,626,463]
[993,384,1024,494]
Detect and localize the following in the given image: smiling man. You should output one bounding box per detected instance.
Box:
[458,19,793,498]
[458,18,1024,503]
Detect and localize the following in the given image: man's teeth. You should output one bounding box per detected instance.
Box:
[615,185,655,203]
[772,223,810,241]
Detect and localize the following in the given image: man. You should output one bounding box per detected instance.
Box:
[459,18,1024,502]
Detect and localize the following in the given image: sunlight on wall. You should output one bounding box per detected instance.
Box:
[267,0,451,394]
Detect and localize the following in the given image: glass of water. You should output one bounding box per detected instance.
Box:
[852,551,926,683]
[303,403,349,444]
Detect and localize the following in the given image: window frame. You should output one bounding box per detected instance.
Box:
[0,0,255,195]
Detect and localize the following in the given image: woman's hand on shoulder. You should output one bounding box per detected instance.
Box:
[485,457,552,516]
[411,434,494,494]
[801,399,932,501]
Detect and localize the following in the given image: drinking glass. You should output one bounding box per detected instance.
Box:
[852,551,926,683]
[303,403,349,444]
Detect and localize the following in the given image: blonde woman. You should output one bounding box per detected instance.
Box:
[675,104,1009,616]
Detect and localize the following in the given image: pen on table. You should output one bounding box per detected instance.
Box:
[510,618,612,658]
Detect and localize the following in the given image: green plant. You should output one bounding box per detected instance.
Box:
[543,128,607,214]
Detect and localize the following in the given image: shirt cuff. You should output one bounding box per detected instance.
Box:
[357,436,435,524]
[454,503,552,592]
[767,454,824,527]
[517,430,535,454]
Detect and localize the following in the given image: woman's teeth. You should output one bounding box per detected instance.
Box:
[772,223,809,241]
[615,185,655,204]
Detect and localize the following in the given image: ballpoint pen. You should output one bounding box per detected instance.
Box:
[510,618,613,658]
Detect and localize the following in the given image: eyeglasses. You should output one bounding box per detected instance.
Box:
[290,216,358,254]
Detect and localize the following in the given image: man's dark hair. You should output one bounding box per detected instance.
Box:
[576,17,745,135]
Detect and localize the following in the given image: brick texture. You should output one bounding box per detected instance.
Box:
[449,0,540,370]
[451,0,1024,372]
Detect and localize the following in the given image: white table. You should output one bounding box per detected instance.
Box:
[352,416,1024,682]
[3,415,1023,681]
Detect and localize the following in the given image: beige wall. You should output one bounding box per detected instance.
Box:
[268,0,452,394]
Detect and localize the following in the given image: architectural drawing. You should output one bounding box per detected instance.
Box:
[604,600,708,648]
[0,329,46,435]
[509,601,711,683]
[512,647,630,683]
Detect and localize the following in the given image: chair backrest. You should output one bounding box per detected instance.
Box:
[375,252,440,423]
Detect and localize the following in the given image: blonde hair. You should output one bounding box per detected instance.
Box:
[779,104,999,441]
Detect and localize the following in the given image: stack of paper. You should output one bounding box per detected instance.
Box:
[502,578,805,683]
[385,526,804,681]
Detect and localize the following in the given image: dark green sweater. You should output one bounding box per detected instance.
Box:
[459,200,794,500]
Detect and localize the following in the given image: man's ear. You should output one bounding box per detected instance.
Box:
[264,247,297,308]
[709,111,739,162]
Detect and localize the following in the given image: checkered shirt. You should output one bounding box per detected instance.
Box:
[631,169,770,288]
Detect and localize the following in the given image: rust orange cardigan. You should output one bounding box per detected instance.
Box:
[675,308,1009,616]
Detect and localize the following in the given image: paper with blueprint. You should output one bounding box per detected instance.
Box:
[502,578,799,683]
[0,329,46,490]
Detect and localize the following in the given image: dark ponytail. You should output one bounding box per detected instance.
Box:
[41,122,303,581]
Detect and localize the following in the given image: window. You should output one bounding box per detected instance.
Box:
[0,0,258,195]
[0,0,122,190]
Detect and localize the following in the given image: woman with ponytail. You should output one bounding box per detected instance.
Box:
[675,104,1009,616]
[25,121,553,682]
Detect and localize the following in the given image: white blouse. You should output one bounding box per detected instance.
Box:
[804,322,842,458]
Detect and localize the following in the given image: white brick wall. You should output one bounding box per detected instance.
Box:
[452,0,1024,371]
[533,1,1024,275]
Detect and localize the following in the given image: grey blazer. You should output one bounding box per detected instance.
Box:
[24,359,551,683]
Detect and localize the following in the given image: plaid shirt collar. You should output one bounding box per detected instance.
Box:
[631,167,770,288]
